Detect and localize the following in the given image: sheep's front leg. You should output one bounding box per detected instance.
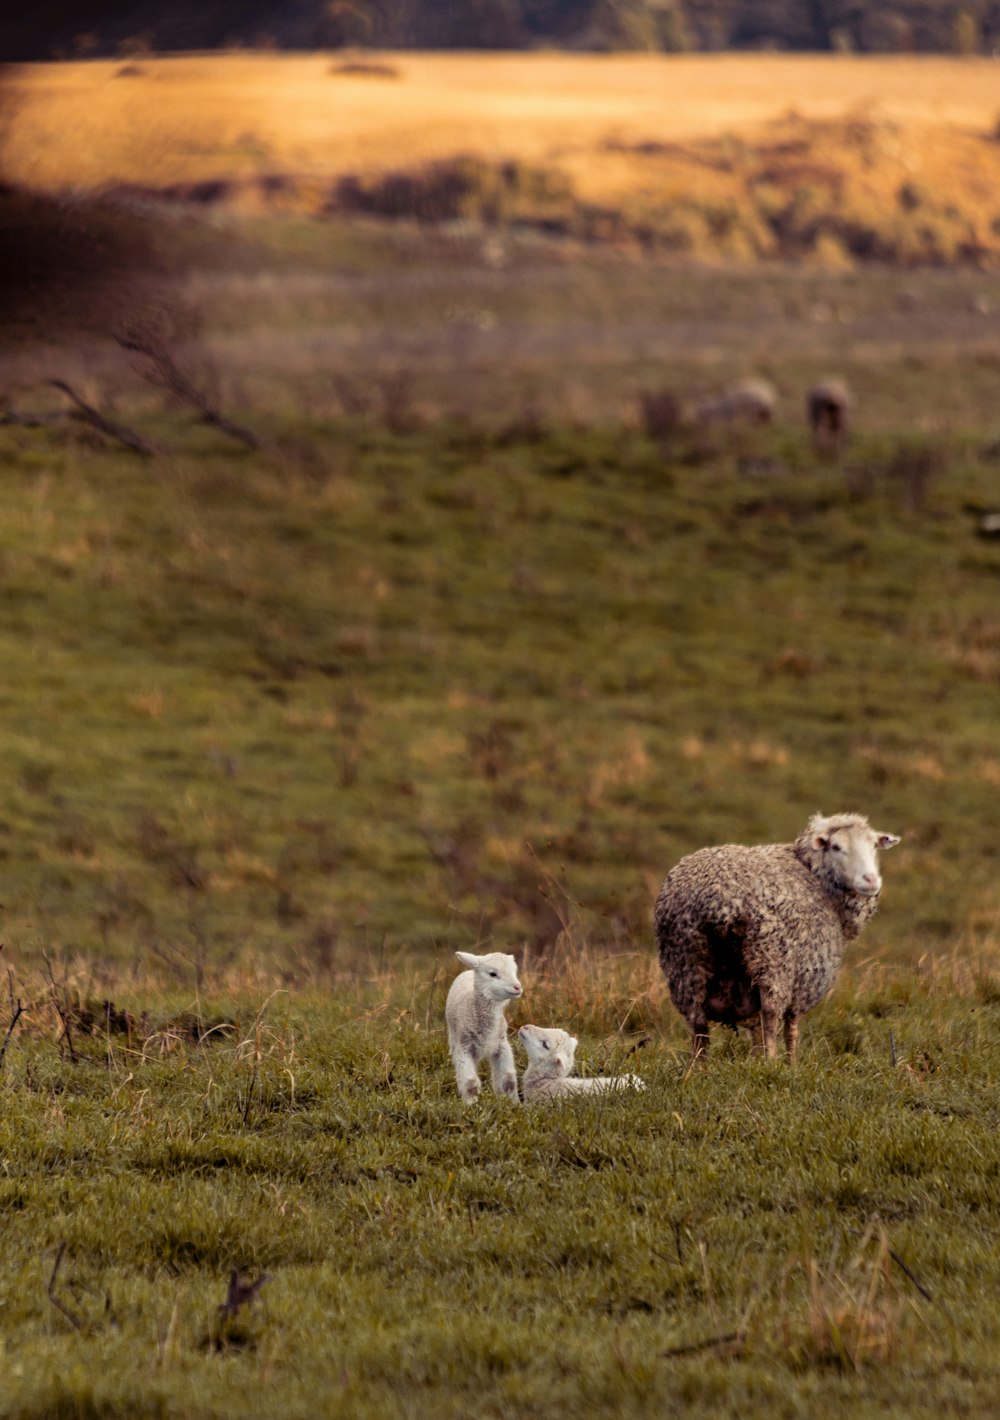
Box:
[488,1036,519,1103]
[451,1042,482,1102]
[754,1000,780,1060]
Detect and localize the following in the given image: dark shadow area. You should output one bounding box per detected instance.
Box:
[0,184,171,343]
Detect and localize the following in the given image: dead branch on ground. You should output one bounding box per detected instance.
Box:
[47,1243,85,1331]
[0,947,27,1070]
[218,1267,271,1322]
[1,383,158,456]
[49,380,158,456]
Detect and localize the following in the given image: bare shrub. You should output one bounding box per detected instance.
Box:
[378,369,420,434]
[843,463,878,502]
[467,719,516,782]
[118,312,260,449]
[886,441,941,513]
[329,60,400,80]
[333,156,574,226]
[332,374,374,416]
[496,400,547,446]
[639,387,683,441]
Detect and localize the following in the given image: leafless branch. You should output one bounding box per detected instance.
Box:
[42,952,78,1063]
[218,1267,271,1322]
[846,1225,933,1303]
[48,381,159,457]
[662,1330,745,1359]
[0,952,27,1070]
[888,1247,933,1302]
[2,390,158,455]
[0,409,66,428]
[118,329,260,450]
[48,1243,85,1331]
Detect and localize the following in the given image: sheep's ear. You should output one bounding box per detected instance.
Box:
[455,951,479,969]
[812,832,829,850]
[876,832,900,850]
[569,1036,579,1051]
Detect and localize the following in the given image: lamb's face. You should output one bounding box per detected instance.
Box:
[455,950,523,1002]
[518,1024,577,1075]
[811,818,900,897]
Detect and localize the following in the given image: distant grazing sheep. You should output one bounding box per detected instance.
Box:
[807,377,852,447]
[694,377,777,426]
[445,951,522,1103]
[518,1024,645,1101]
[654,813,899,1063]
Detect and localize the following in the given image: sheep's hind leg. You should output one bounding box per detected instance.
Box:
[488,1036,519,1103]
[783,1014,800,1065]
[690,1019,710,1061]
[754,1001,780,1060]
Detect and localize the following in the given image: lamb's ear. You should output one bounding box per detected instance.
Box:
[455,951,480,969]
[569,1036,579,1051]
[875,832,901,850]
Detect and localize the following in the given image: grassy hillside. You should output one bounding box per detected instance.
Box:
[0,380,998,978]
[1,292,1000,1415]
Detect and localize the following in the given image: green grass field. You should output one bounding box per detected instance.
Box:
[5,966,1000,1418]
[1,204,1000,1415]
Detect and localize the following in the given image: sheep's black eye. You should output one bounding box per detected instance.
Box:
[831,843,843,853]
[542,1040,550,1050]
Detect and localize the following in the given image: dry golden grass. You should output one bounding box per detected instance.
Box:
[6,51,1000,202]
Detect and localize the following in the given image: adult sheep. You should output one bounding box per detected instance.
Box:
[807,377,851,448]
[653,813,899,1063]
[694,377,777,426]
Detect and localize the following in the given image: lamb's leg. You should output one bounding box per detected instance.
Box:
[451,1044,481,1102]
[783,1013,800,1065]
[488,1036,519,1103]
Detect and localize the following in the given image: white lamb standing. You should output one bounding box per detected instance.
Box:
[445,951,523,1103]
[518,1024,646,1102]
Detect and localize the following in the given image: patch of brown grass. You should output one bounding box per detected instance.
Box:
[778,1225,907,1371]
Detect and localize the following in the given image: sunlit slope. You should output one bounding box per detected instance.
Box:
[6,52,1000,195]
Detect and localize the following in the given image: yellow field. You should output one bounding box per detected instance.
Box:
[5,51,1000,201]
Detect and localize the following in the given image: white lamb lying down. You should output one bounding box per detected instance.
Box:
[445,951,523,1103]
[518,1024,646,1102]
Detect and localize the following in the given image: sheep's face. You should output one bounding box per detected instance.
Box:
[455,950,523,1002]
[518,1024,577,1076]
[808,814,900,897]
